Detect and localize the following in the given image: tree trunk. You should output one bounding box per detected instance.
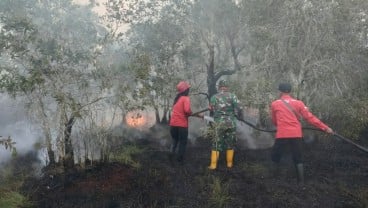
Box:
[63,116,75,170]
[37,96,56,165]
[154,107,161,124]
[42,127,55,165]
[207,44,217,100]
[161,106,169,124]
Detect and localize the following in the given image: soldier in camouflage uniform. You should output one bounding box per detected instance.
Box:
[208,80,243,170]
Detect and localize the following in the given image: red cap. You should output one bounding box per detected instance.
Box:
[176,81,190,93]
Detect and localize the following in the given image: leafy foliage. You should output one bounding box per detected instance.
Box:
[0,191,32,208]
[0,0,368,171]
[0,136,17,156]
[109,144,144,168]
[208,176,232,208]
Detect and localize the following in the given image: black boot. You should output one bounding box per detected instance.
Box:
[296,163,305,185]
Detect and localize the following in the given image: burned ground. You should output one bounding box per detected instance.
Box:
[21,130,368,208]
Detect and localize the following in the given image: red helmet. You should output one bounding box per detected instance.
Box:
[176,81,190,93]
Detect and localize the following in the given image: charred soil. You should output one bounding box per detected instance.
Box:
[21,132,368,208]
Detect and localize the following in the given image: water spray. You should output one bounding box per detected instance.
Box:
[192,108,368,154]
[301,127,368,153]
[236,116,368,154]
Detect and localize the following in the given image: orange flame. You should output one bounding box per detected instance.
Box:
[126,111,146,128]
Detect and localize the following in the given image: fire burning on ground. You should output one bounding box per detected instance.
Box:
[125,110,156,130]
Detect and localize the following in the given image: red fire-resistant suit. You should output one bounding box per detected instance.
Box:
[271,94,329,139]
[169,96,192,128]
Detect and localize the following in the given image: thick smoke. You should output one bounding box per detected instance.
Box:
[0,94,41,163]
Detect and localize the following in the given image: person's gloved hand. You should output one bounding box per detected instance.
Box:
[203,115,214,123]
[197,113,204,119]
[325,127,334,134]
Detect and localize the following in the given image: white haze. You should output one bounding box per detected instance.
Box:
[236,121,274,149]
[0,94,42,163]
[0,92,274,166]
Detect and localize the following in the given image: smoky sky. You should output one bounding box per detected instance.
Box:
[0,94,41,162]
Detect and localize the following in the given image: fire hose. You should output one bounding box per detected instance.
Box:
[191,108,368,154]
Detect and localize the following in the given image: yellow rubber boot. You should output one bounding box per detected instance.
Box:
[208,150,219,170]
[226,149,234,168]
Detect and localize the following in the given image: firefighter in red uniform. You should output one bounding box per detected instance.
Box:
[169,81,203,164]
[270,83,334,184]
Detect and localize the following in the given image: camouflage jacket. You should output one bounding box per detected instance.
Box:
[209,90,241,128]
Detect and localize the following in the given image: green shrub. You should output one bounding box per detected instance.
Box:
[0,161,33,208]
[0,190,33,208]
[109,144,144,168]
[208,176,232,208]
[355,187,368,207]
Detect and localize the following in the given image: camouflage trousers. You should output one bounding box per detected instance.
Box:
[212,125,237,151]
